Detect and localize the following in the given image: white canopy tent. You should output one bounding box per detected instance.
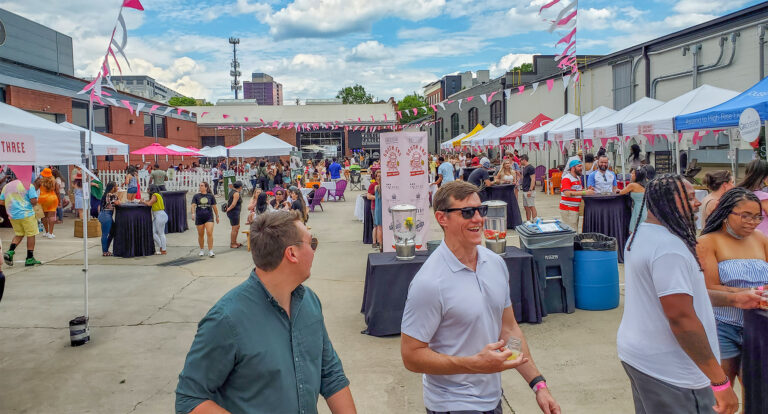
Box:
[522,113,580,143]
[464,124,498,148]
[228,133,295,157]
[165,144,197,154]
[440,133,466,151]
[582,98,665,140]
[60,122,129,159]
[482,122,525,147]
[548,106,616,142]
[621,85,740,137]
[0,102,82,165]
[198,145,228,158]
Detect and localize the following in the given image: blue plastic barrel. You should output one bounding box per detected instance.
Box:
[574,249,620,310]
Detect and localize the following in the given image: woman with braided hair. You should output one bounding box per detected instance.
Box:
[619,174,738,414]
[697,188,768,403]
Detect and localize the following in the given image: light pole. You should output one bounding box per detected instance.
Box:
[229,37,241,99]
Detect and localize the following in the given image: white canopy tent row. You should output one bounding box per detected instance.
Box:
[228,132,296,157]
[440,133,466,151]
[0,102,98,343]
[463,124,498,150]
[198,146,228,158]
[60,122,129,164]
[482,122,526,148]
[522,113,580,144]
[548,106,617,142]
[621,84,740,174]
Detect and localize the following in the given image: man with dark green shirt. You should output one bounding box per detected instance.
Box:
[175,210,356,414]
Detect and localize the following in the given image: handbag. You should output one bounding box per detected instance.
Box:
[34,203,44,219]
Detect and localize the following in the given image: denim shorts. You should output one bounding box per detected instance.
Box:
[716,320,743,359]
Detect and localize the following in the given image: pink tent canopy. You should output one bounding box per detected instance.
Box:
[130,143,187,155]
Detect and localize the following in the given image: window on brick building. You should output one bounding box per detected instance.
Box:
[93,105,110,133]
[437,117,444,141]
[72,100,88,128]
[201,136,225,147]
[451,113,459,138]
[490,101,503,126]
[154,115,166,138]
[144,114,153,136]
[468,107,478,130]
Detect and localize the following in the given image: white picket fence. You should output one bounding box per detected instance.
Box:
[98,170,256,194]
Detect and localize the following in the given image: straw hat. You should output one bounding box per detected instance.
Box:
[40,168,53,178]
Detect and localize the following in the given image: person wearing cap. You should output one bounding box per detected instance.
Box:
[560,159,594,232]
[468,159,495,189]
[1,175,42,267]
[225,181,244,249]
[37,168,60,239]
[143,184,168,255]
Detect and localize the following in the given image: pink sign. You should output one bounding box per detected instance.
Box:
[380,132,431,253]
[0,134,36,163]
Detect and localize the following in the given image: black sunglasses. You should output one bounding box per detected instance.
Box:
[441,205,488,219]
[293,237,319,251]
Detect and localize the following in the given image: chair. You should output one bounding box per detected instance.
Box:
[534,165,546,191]
[349,170,363,191]
[308,187,327,212]
[328,180,347,202]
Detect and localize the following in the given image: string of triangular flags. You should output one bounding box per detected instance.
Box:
[214,118,442,133]
[76,0,197,121]
[542,0,580,81]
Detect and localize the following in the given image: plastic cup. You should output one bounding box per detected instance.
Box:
[506,337,523,361]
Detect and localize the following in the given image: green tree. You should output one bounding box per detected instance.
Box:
[336,84,374,104]
[510,62,533,73]
[167,96,198,106]
[397,93,433,124]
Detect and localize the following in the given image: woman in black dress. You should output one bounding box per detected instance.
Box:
[225,181,243,248]
[190,182,219,257]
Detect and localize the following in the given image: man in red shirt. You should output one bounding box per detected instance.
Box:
[559,159,594,231]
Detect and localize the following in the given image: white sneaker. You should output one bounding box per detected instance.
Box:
[49,233,55,239]
[209,250,215,257]
[42,232,50,238]
[199,250,205,256]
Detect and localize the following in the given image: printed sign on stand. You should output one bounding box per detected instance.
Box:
[380,132,430,253]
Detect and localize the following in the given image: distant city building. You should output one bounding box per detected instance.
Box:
[305,98,342,105]
[110,75,185,103]
[243,72,283,105]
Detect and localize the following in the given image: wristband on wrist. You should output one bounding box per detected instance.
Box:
[529,375,546,391]
[711,379,730,392]
[757,286,765,291]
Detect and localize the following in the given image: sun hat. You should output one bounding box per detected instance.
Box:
[41,168,53,178]
[567,159,582,171]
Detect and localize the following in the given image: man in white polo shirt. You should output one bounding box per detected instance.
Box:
[401,181,560,414]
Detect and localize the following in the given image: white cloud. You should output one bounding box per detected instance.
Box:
[146,0,271,23]
[489,53,536,77]
[397,27,444,40]
[265,0,445,40]
[347,41,393,61]
[672,0,751,14]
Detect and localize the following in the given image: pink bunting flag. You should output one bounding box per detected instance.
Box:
[644,134,656,146]
[583,138,593,149]
[430,104,437,112]
[600,138,610,148]
[396,111,402,119]
[466,96,474,102]
[9,165,33,186]
[259,118,265,124]
[149,104,160,114]
[547,79,555,91]
[90,91,105,106]
[120,100,134,115]
[176,108,183,116]
[539,0,561,13]
[445,100,455,104]
[487,91,498,101]
[557,140,564,152]
[383,114,388,121]
[370,115,375,122]
[558,10,577,26]
[518,86,525,95]
[412,108,418,116]
[122,0,144,11]
[557,27,577,46]
[244,117,249,122]
[222,114,230,119]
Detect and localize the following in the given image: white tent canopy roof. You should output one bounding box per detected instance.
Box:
[441,133,466,150]
[465,124,498,147]
[481,122,525,147]
[548,106,616,142]
[582,97,665,140]
[522,113,579,143]
[60,122,129,156]
[198,145,227,158]
[228,132,295,157]
[0,102,82,165]
[621,84,739,136]
[166,144,196,154]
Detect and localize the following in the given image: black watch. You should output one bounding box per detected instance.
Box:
[528,375,546,391]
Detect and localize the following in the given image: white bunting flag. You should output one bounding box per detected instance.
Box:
[531,82,540,95]
[458,99,463,111]
[505,89,511,100]
[479,94,488,104]
[438,102,446,111]
[134,103,145,114]
[562,74,572,90]
[162,107,173,116]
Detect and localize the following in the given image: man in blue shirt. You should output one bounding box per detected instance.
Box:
[328,158,342,181]
[436,156,454,187]
[586,155,618,194]
[175,210,356,414]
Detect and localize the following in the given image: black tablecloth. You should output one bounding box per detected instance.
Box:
[363,197,373,244]
[743,309,768,414]
[161,191,188,233]
[361,247,545,337]
[483,184,523,229]
[113,204,155,258]
[582,194,631,263]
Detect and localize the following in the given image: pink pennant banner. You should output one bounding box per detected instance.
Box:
[430,104,437,112]
[557,141,564,152]
[547,79,555,91]
[487,91,498,101]
[466,96,474,102]
[558,10,577,26]
[149,104,160,114]
[600,137,610,148]
[176,108,183,116]
[222,114,230,119]
[518,86,525,95]
[122,0,144,10]
[9,165,32,187]
[412,108,418,116]
[557,27,577,46]
[120,100,134,115]
[644,134,656,146]
[539,0,562,13]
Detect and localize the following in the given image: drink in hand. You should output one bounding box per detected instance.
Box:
[506,337,522,361]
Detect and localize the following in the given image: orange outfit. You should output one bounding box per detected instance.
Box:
[38,186,59,212]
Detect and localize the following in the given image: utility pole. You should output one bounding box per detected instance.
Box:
[229,37,241,99]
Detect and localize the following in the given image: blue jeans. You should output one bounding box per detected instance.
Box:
[98,210,114,253]
[56,206,63,221]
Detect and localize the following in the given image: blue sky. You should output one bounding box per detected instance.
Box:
[0,0,762,102]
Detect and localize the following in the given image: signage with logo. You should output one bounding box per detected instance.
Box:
[0,134,36,162]
[738,107,761,143]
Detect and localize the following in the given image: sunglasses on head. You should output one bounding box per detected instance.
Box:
[441,205,488,219]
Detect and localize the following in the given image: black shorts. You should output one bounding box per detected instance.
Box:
[195,209,213,226]
[227,210,241,226]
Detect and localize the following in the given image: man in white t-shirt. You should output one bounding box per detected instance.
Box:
[619,174,745,414]
[401,181,560,414]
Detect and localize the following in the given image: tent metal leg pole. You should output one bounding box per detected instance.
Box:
[675,136,681,175]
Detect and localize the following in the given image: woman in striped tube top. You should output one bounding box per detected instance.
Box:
[697,187,768,394]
